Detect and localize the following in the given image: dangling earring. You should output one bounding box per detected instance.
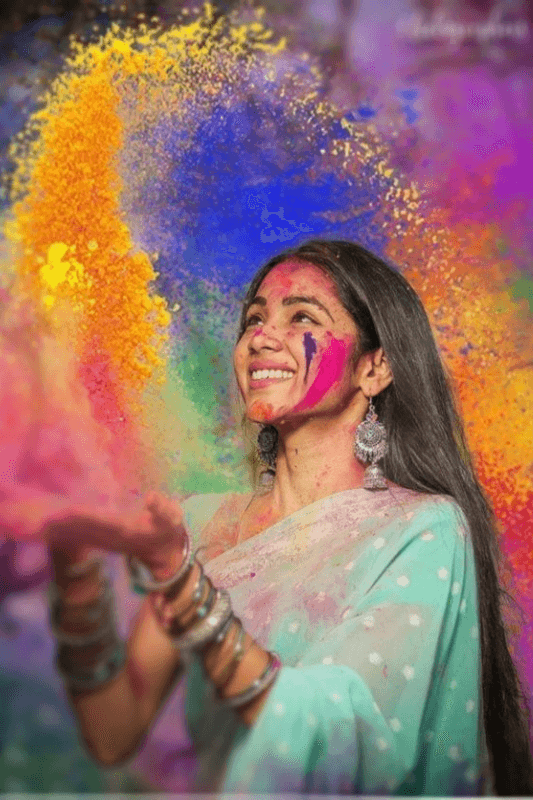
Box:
[257,425,278,488]
[354,398,388,490]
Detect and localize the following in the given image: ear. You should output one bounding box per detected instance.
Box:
[353,347,393,397]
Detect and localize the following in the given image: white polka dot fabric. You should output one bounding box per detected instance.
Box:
[181,487,488,795]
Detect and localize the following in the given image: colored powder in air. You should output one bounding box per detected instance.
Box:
[0,294,139,541]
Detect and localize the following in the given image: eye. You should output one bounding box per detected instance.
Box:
[292,310,318,324]
[244,313,263,328]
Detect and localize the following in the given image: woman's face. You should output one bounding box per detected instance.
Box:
[234,260,362,425]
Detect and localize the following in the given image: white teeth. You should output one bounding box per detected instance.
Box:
[251,369,294,380]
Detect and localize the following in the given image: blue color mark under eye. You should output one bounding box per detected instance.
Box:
[303,331,317,381]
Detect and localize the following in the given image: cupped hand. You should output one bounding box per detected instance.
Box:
[41,491,188,569]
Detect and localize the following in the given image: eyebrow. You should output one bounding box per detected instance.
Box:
[246,295,334,322]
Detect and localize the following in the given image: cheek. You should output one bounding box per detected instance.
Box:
[234,344,247,381]
[294,337,350,411]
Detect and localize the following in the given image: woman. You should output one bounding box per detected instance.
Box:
[45,239,533,795]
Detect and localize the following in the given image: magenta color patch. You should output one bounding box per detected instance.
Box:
[294,337,348,411]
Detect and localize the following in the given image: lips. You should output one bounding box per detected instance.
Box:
[248,362,296,386]
[249,361,295,373]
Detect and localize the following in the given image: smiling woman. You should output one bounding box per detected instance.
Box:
[35,239,533,795]
[234,260,375,432]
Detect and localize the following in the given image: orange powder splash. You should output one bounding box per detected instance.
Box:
[387,214,533,591]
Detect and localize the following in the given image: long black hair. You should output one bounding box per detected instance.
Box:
[239,238,533,795]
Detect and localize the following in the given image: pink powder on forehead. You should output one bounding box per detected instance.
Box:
[293,337,349,412]
[270,259,305,278]
[261,259,328,292]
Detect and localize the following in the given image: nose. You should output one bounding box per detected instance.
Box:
[247,323,283,354]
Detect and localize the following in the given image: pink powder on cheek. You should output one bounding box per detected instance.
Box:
[293,337,349,411]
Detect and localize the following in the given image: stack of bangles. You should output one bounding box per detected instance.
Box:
[48,532,282,710]
[48,557,126,693]
[126,536,282,708]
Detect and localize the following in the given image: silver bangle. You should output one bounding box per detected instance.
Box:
[214,611,236,645]
[215,619,247,690]
[126,534,193,595]
[57,640,126,692]
[48,582,116,646]
[219,651,282,709]
[187,582,217,626]
[169,588,232,651]
[175,562,207,618]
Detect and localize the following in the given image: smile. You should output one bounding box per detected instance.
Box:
[250,369,295,380]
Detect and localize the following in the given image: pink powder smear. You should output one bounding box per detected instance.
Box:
[294,337,348,411]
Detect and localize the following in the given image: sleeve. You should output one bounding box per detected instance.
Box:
[220,501,482,795]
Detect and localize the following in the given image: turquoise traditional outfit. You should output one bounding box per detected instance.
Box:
[180,485,490,795]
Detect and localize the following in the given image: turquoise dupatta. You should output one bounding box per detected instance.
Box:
[181,485,489,795]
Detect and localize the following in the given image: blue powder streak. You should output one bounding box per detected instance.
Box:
[303,331,317,381]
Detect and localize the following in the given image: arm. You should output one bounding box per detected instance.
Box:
[50,546,188,766]
[50,493,273,765]
[63,564,271,765]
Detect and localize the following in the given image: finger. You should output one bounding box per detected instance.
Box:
[144,490,160,510]
[147,495,183,528]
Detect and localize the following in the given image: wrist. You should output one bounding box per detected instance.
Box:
[50,546,99,571]
[143,544,188,582]
[216,640,269,698]
[51,552,105,605]
[151,561,205,628]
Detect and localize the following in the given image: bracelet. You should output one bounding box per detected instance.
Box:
[149,562,207,625]
[126,534,193,595]
[57,640,126,692]
[169,588,233,651]
[49,576,113,617]
[170,580,216,635]
[214,618,249,692]
[219,651,282,709]
[214,611,235,645]
[48,581,116,646]
[174,561,207,618]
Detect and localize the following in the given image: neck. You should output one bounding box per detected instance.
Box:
[268,411,366,519]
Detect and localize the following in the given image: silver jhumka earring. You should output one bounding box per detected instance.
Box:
[257,425,278,487]
[354,398,388,490]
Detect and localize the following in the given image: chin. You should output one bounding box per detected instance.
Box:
[247,399,278,424]
[247,400,311,428]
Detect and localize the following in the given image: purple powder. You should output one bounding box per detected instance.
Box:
[303,332,317,381]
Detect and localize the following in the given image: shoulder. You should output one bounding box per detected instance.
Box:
[355,491,475,605]
[375,486,470,549]
[181,491,253,560]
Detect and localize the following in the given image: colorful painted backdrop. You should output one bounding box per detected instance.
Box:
[0,2,532,793]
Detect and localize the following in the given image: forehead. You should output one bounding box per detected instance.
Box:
[257,259,341,300]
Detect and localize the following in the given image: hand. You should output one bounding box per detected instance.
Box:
[41,491,188,571]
